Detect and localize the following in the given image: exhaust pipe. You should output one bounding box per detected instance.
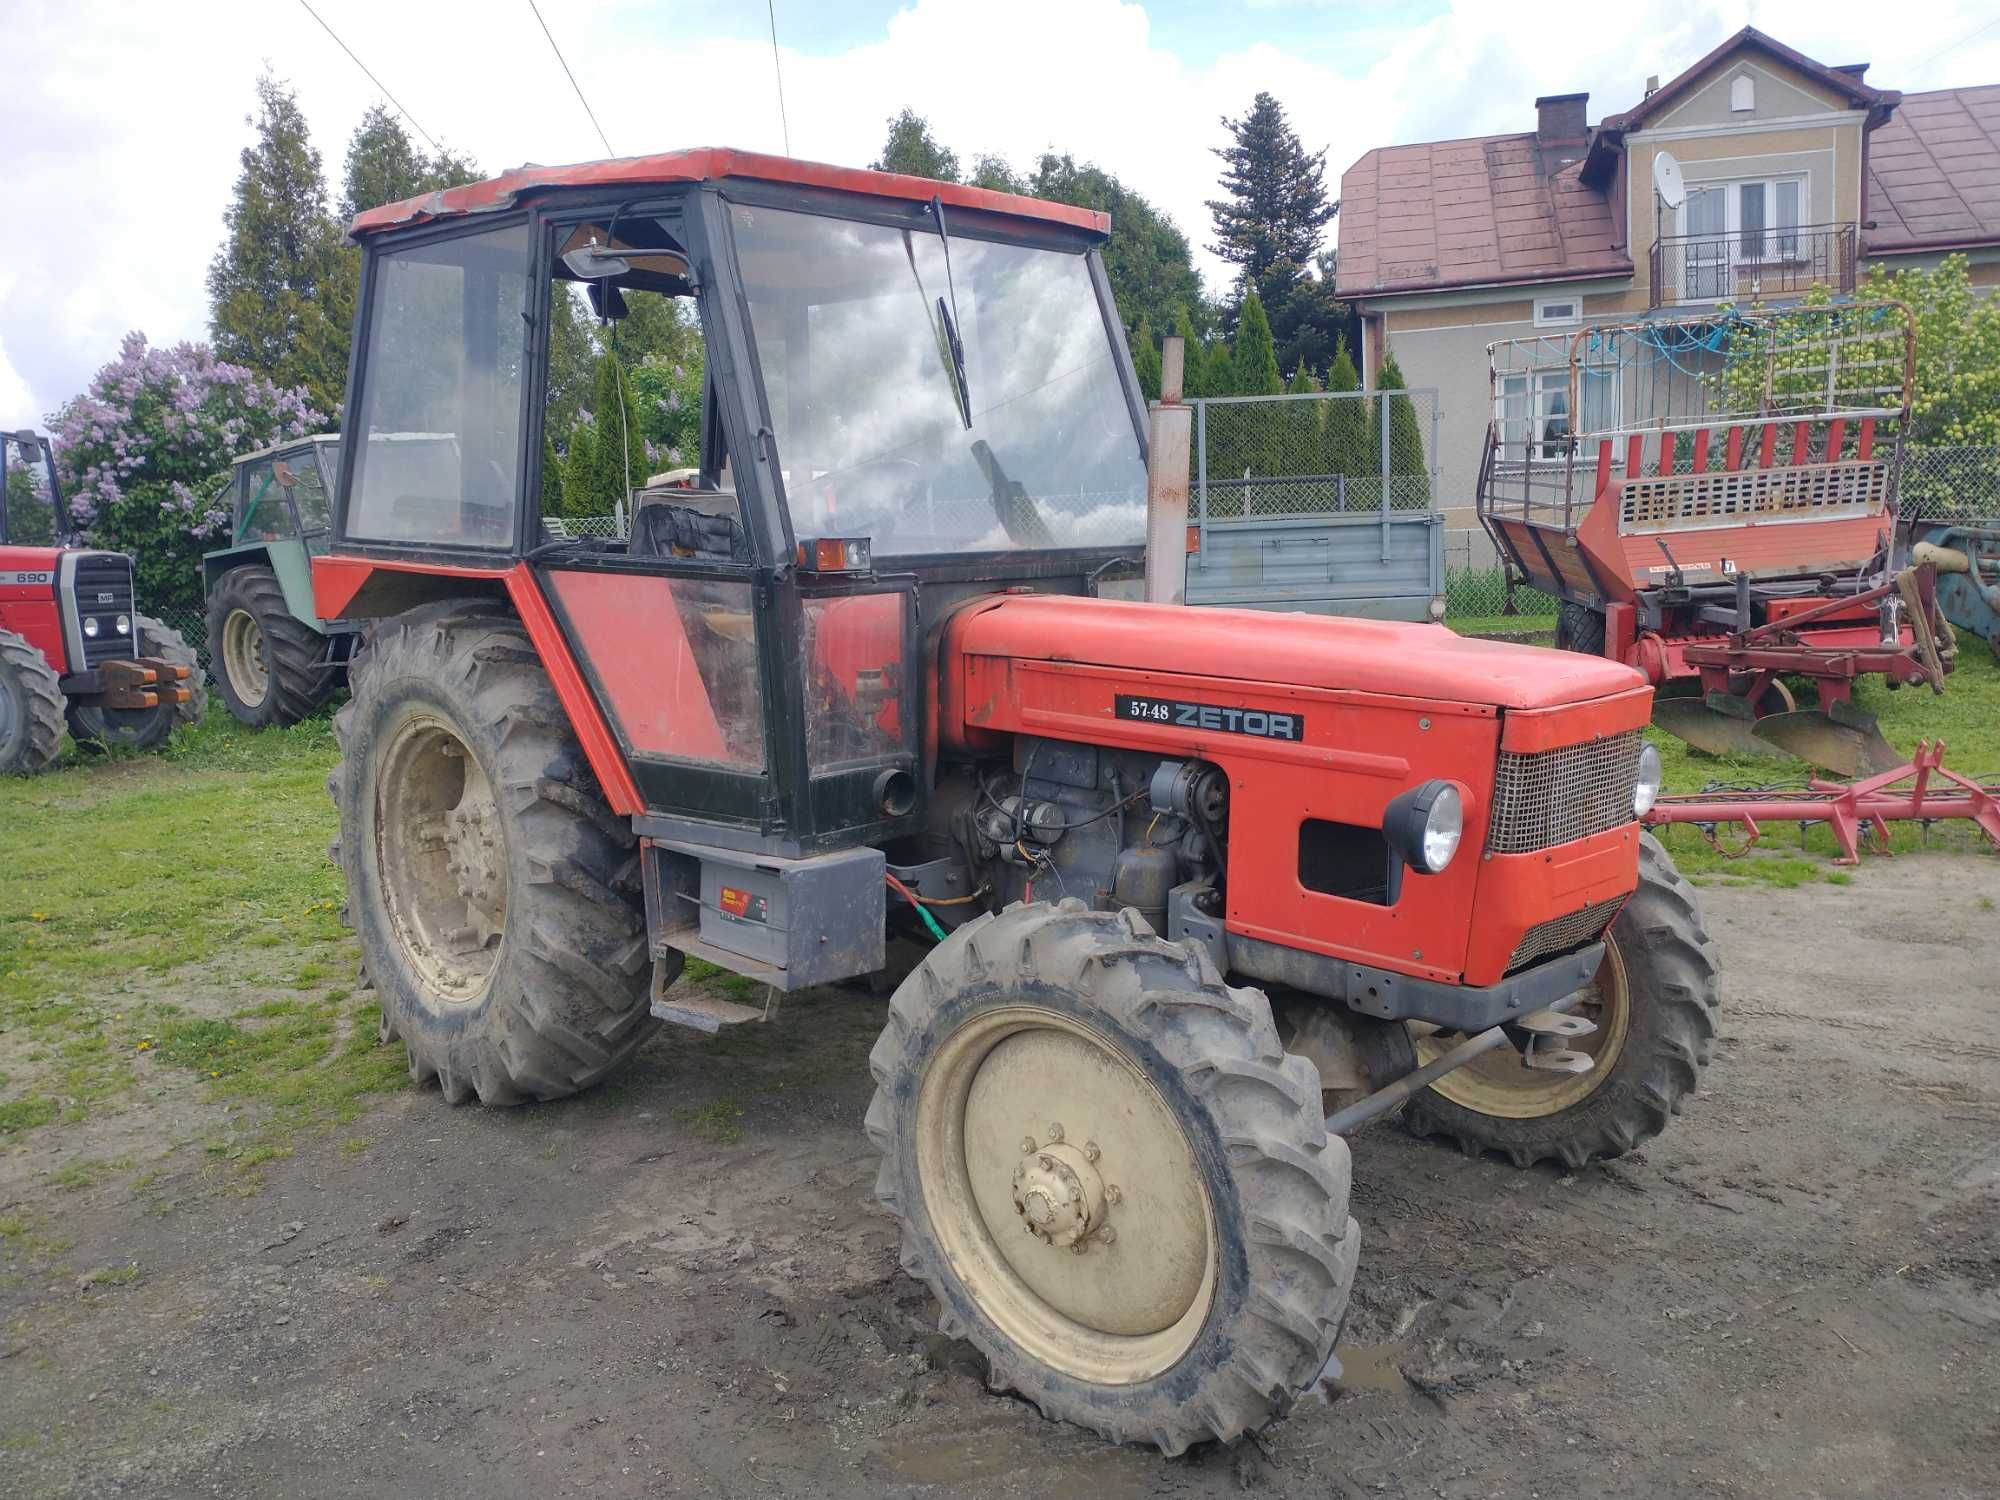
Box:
[1144,336,1190,606]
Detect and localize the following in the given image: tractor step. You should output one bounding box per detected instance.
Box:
[648,956,771,1033]
[650,991,769,1033]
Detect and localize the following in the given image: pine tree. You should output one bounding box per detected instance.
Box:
[1230,294,1284,397]
[338,103,479,221]
[1322,338,1372,502]
[1207,93,1340,381]
[1204,339,1233,397]
[1377,348,1431,509]
[561,419,597,516]
[540,432,565,516]
[1207,93,1337,291]
[872,109,960,181]
[1131,316,1162,402]
[207,74,349,416]
[585,352,648,510]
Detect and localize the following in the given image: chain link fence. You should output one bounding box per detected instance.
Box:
[1901,444,2000,526]
[1441,528,1558,630]
[1193,388,1439,518]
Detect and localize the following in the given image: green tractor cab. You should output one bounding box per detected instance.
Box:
[202,435,362,727]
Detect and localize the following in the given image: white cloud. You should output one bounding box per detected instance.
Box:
[5,0,2000,418]
[0,335,36,431]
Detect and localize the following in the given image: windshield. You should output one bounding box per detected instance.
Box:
[729,204,1146,557]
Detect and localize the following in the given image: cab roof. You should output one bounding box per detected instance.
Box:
[348,147,1112,240]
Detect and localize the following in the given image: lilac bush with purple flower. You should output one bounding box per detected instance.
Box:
[51,332,322,614]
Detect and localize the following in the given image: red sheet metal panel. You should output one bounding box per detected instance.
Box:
[349,148,1110,238]
[1616,513,1886,585]
[946,594,1643,711]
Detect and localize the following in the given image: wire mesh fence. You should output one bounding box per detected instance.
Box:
[1441,528,1557,628]
[1193,388,1440,519]
[155,603,211,676]
[1901,444,2000,526]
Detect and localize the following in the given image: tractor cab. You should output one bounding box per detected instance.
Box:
[319,151,1150,853]
[1,429,70,548]
[225,436,341,548]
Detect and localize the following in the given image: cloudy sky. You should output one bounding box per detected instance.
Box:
[5,0,2000,428]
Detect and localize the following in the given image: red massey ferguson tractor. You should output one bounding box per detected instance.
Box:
[0,430,204,773]
[316,151,1718,1452]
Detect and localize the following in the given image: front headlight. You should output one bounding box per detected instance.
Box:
[82,615,100,638]
[1385,779,1464,875]
[115,614,131,636]
[1633,743,1663,817]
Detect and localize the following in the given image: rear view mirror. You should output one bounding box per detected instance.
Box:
[563,244,631,279]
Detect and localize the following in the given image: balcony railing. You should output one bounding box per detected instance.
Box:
[1648,221,1857,310]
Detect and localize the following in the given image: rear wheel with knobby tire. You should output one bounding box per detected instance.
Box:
[207,564,341,727]
[1399,833,1719,1168]
[0,630,66,775]
[66,614,206,751]
[330,601,658,1105]
[866,899,1357,1454]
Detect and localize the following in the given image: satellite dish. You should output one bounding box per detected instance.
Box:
[1653,150,1687,210]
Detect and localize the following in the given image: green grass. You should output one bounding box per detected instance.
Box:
[1449,612,1556,640]
[0,713,405,1166]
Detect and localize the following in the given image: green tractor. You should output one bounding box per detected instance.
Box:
[202,436,361,727]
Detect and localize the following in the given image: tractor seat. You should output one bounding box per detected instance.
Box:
[630,488,751,563]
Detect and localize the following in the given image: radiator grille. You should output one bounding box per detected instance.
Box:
[1506,896,1623,974]
[1487,730,1642,854]
[69,554,137,667]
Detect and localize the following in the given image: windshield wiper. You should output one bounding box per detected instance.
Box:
[927,195,972,429]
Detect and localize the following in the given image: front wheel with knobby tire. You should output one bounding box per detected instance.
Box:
[0,630,66,775]
[207,564,341,727]
[330,602,657,1105]
[66,614,206,751]
[1400,832,1719,1168]
[866,899,1357,1454]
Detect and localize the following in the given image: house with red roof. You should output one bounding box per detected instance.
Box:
[1335,26,2000,529]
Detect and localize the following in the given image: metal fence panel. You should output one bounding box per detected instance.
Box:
[1188,387,1445,618]
[1902,444,2000,526]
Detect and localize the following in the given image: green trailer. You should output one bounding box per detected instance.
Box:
[202,436,361,727]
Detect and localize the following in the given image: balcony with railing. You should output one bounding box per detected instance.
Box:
[1648,221,1857,310]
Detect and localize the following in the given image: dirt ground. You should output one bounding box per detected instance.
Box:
[2,853,1996,1499]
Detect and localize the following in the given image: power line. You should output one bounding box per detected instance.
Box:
[526,0,615,157]
[1910,12,2000,80]
[295,0,442,154]
[767,0,792,155]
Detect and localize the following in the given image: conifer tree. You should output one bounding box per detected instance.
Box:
[1131,315,1162,401]
[1378,348,1431,509]
[207,75,349,416]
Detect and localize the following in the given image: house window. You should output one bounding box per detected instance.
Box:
[1534,296,1582,327]
[1730,74,1755,112]
[1498,367,1619,461]
[1680,176,1804,297]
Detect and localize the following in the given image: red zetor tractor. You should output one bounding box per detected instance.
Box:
[0,430,204,774]
[317,151,1717,1452]
[1479,303,1952,777]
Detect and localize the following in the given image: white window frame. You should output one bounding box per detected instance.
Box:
[1497,361,1621,462]
[1681,173,1808,265]
[1730,74,1755,112]
[1533,295,1584,327]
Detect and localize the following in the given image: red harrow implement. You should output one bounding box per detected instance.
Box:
[1645,740,2000,865]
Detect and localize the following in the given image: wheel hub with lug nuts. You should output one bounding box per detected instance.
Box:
[1011,1129,1117,1252]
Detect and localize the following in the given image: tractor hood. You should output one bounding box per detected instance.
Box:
[948,595,1644,710]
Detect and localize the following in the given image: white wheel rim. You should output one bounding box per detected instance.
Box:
[222,608,269,707]
[914,1005,1216,1385]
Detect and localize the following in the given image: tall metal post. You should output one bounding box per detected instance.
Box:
[1145,337,1191,605]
